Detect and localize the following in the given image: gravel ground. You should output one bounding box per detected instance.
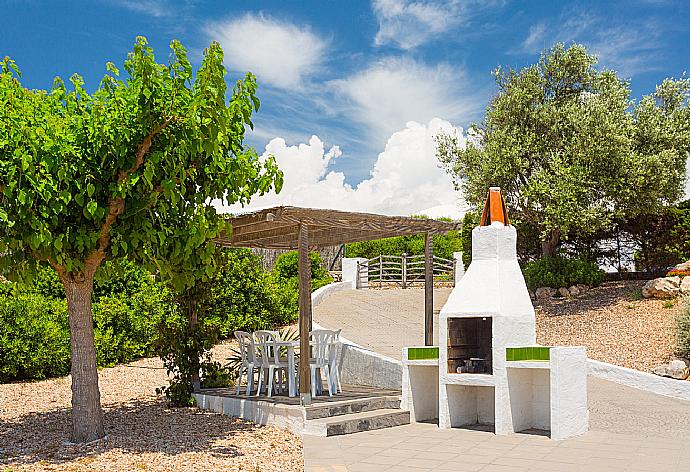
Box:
[536,280,683,372]
[0,342,303,472]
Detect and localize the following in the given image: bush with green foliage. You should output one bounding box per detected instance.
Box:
[93,283,172,367]
[272,250,332,290]
[678,301,690,358]
[633,201,690,273]
[523,256,604,291]
[154,287,222,406]
[202,249,298,338]
[0,290,70,382]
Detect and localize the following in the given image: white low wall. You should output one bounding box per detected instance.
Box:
[588,359,690,402]
[312,281,352,308]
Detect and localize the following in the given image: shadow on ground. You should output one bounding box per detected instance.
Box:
[0,397,257,467]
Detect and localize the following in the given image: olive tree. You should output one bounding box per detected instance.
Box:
[437,43,690,257]
[0,37,282,442]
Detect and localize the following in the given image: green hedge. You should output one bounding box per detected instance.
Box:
[0,292,71,382]
[523,256,604,291]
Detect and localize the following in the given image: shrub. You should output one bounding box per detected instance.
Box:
[523,256,604,291]
[0,291,70,382]
[201,249,300,337]
[273,251,329,281]
[635,201,690,273]
[93,284,172,367]
[678,301,690,358]
[21,260,154,301]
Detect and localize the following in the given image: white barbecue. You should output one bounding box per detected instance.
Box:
[402,188,589,440]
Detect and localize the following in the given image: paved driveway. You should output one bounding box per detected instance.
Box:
[310,288,690,471]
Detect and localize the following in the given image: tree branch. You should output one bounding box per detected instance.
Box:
[84,117,174,272]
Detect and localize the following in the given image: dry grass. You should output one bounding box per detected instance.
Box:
[0,342,303,472]
[536,280,682,372]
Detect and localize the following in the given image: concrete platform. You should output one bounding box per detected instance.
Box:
[194,384,408,437]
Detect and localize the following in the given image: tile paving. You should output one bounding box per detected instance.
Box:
[309,288,690,471]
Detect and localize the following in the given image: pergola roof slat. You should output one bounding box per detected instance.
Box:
[215,206,460,249]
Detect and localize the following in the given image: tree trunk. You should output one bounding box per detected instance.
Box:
[541,228,561,257]
[63,273,105,443]
[187,297,201,392]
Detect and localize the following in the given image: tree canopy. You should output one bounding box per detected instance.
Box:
[0,37,282,442]
[437,43,690,257]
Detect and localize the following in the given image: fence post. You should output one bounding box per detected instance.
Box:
[452,258,457,287]
[356,261,361,289]
[402,252,407,289]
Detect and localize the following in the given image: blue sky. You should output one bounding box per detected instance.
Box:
[3,0,689,216]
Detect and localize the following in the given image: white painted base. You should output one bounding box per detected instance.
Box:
[194,393,306,436]
[402,359,439,423]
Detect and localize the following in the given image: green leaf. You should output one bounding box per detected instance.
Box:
[86,201,98,216]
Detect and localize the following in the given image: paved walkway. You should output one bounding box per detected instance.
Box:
[309,288,690,472]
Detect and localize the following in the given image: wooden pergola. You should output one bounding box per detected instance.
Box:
[214,206,460,405]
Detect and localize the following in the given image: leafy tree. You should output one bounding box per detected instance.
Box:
[437,43,690,257]
[0,38,281,442]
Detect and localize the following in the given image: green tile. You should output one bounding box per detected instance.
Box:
[507,346,551,362]
[407,347,438,360]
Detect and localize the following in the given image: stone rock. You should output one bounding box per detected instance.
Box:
[528,290,536,300]
[653,360,690,380]
[642,277,680,299]
[558,287,571,298]
[681,277,690,295]
[576,284,590,292]
[568,285,581,296]
[535,287,556,299]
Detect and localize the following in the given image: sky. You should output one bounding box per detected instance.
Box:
[3,0,689,218]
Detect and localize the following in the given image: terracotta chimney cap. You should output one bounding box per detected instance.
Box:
[480,187,510,227]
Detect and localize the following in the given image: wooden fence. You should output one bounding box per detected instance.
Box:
[356,253,456,289]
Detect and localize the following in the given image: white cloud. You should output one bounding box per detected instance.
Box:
[218,118,468,219]
[372,0,503,49]
[521,23,547,52]
[330,57,483,147]
[519,10,664,77]
[206,13,328,90]
[113,0,172,17]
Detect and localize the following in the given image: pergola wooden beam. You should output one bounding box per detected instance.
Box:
[213,206,460,405]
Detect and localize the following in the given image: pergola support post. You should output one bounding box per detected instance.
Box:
[424,232,434,346]
[298,223,312,405]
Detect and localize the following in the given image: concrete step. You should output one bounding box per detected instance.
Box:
[304,395,401,420]
[304,408,410,436]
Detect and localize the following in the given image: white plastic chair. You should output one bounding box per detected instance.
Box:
[234,331,256,395]
[330,329,343,394]
[254,330,288,397]
[309,329,336,397]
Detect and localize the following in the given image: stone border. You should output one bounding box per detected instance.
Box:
[588,359,690,402]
